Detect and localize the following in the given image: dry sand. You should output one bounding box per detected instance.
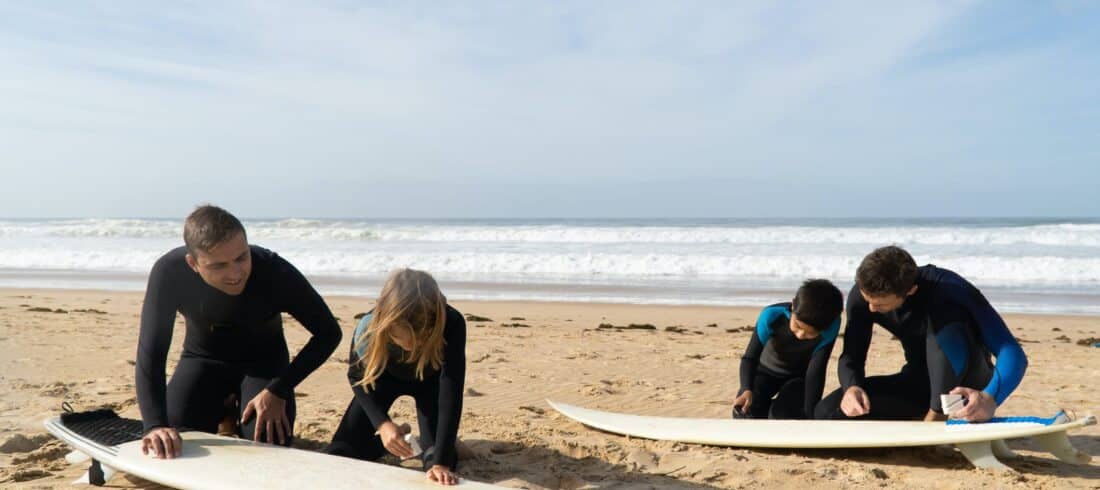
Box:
[1,288,1097,489]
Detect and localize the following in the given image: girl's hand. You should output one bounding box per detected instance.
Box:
[376,421,415,459]
[426,465,459,486]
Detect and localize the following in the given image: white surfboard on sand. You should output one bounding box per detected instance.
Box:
[547,400,1095,470]
[44,417,503,489]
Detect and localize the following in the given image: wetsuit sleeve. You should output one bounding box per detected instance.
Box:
[431,310,467,469]
[351,384,392,429]
[803,340,835,417]
[738,332,764,395]
[265,256,342,399]
[945,277,1028,405]
[135,257,179,432]
[838,288,873,390]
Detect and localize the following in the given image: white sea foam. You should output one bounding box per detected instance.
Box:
[1,218,1098,312]
[3,219,1100,247]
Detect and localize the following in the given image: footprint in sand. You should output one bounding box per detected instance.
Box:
[11,441,69,465]
[0,433,52,454]
[39,381,73,397]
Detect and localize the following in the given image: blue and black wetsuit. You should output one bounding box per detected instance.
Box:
[735,302,839,419]
[135,246,342,442]
[325,306,466,470]
[816,265,1028,420]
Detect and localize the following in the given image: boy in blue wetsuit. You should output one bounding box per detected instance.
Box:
[732,279,843,419]
[816,245,1028,422]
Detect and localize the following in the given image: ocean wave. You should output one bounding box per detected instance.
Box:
[1,247,1098,287]
[1,219,1098,247]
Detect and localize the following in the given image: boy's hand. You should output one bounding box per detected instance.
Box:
[732,390,753,416]
[841,386,871,417]
[949,387,996,422]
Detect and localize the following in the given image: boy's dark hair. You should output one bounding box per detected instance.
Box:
[792,279,843,331]
[184,205,246,255]
[856,245,917,297]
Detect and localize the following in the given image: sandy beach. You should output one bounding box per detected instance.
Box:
[1,288,1097,489]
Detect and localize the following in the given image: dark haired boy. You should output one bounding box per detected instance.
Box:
[135,205,342,458]
[733,279,843,419]
[815,245,1027,422]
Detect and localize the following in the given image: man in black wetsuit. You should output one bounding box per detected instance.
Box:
[135,205,342,458]
[815,246,1027,422]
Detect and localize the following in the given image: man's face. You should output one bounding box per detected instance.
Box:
[185,232,252,296]
[860,288,912,314]
[788,314,821,340]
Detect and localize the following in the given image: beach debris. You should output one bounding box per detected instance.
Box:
[705,323,718,328]
[465,314,492,322]
[26,307,68,313]
[518,405,546,416]
[465,388,484,397]
[471,354,491,363]
[664,326,688,333]
[1077,337,1100,346]
[870,468,889,480]
[509,316,526,321]
[725,325,754,333]
[1015,337,1039,343]
[353,312,368,320]
[72,308,107,315]
[499,322,530,328]
[5,469,51,482]
[1054,335,1071,343]
[1052,327,1062,331]
[597,323,656,331]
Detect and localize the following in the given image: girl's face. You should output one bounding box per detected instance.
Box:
[389,323,415,351]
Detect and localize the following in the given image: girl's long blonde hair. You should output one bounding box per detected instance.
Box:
[354,269,447,390]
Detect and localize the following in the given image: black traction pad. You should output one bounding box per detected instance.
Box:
[60,406,144,447]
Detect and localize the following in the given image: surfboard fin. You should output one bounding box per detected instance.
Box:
[65,450,90,464]
[72,459,116,486]
[955,441,1012,471]
[990,439,1017,460]
[1035,431,1092,465]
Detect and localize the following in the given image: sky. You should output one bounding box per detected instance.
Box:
[1,1,1097,219]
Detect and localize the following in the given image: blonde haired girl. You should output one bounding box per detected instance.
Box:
[325,269,467,486]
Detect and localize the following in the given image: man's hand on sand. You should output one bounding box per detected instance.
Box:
[840,386,871,417]
[241,389,291,444]
[141,426,182,459]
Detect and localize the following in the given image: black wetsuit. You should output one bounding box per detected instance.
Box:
[135,246,342,443]
[735,303,838,419]
[815,265,1027,420]
[325,306,466,470]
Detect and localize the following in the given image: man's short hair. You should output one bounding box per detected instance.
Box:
[856,245,918,297]
[792,279,843,331]
[184,205,246,255]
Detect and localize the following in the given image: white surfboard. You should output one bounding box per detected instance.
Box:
[547,400,1096,470]
[44,417,503,489]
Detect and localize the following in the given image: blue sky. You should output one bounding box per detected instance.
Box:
[1,1,1097,218]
